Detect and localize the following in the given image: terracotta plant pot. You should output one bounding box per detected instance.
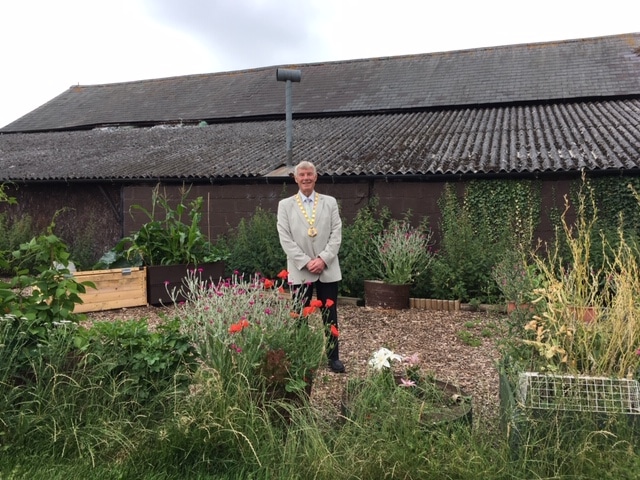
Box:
[507,301,535,314]
[569,305,597,323]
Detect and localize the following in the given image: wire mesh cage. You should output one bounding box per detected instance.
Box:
[517,372,640,415]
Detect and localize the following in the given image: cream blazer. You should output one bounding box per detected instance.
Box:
[277,192,342,285]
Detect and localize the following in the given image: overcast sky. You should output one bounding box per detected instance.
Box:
[1,0,638,128]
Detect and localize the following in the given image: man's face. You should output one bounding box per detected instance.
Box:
[295,167,317,196]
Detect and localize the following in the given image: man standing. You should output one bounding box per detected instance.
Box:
[276,161,345,373]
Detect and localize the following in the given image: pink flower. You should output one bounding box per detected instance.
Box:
[398,378,416,387]
[403,352,420,366]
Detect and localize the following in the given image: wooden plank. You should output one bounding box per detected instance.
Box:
[77,288,146,303]
[75,296,148,313]
[73,267,147,313]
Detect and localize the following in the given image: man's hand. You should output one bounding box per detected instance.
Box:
[306,257,326,274]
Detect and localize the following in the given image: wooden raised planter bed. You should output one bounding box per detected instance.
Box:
[73,267,147,313]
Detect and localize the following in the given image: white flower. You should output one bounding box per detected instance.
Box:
[368,347,402,370]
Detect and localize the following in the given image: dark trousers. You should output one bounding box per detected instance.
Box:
[293,280,340,361]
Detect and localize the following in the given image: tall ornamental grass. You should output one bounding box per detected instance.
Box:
[519,188,640,378]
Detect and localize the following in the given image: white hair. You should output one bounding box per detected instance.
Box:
[293,161,316,176]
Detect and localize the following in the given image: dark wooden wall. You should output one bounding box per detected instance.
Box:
[2,183,122,262]
[2,176,574,265]
[122,177,572,245]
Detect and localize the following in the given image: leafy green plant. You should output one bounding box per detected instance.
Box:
[75,316,199,399]
[429,180,541,303]
[0,218,91,321]
[0,217,92,384]
[430,184,520,302]
[468,297,481,311]
[0,182,16,206]
[97,184,227,268]
[0,212,34,275]
[220,206,285,279]
[339,197,390,298]
[0,183,21,275]
[457,329,482,347]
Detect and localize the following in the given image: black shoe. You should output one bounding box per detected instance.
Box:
[328,359,346,373]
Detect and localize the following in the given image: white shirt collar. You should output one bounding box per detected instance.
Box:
[299,191,315,202]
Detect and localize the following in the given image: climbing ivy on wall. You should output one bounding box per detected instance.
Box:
[578,176,640,232]
[464,179,541,249]
[556,176,640,273]
[420,175,640,303]
[424,179,542,302]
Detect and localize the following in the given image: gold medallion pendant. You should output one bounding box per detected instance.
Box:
[296,193,320,238]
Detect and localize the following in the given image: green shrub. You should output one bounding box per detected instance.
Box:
[339,198,390,298]
[221,206,285,279]
[0,212,34,275]
[0,229,92,384]
[429,185,500,302]
[2,228,89,316]
[430,181,540,302]
[75,317,199,400]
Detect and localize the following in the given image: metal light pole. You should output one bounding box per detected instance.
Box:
[276,68,301,167]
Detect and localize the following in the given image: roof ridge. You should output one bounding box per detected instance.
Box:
[68,32,640,91]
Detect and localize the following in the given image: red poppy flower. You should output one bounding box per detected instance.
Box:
[229,323,243,334]
[229,318,250,333]
[278,286,286,293]
[310,299,323,308]
[277,269,289,279]
[324,298,334,308]
[330,325,340,337]
[303,306,317,317]
[290,311,300,319]
[263,278,274,289]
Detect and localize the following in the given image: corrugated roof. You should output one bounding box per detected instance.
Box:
[2,33,640,133]
[2,99,639,181]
